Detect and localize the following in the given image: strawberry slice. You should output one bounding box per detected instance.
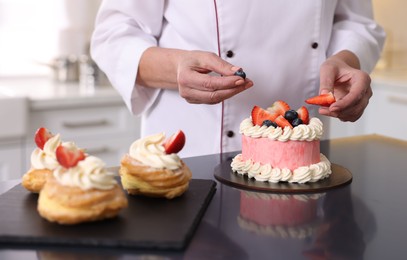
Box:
[296,106,310,125]
[267,100,290,116]
[56,145,86,168]
[305,92,336,107]
[34,127,54,150]
[163,130,186,154]
[251,106,279,126]
[275,115,293,128]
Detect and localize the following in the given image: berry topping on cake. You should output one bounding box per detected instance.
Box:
[284,110,298,123]
[163,130,186,154]
[296,106,309,124]
[262,120,278,128]
[234,68,246,79]
[251,102,312,129]
[291,118,303,127]
[34,127,54,150]
[251,106,279,126]
[305,92,336,107]
[267,100,290,116]
[275,115,293,128]
[56,145,86,168]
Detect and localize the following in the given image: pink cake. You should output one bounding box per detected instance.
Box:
[242,137,320,171]
[237,191,323,238]
[231,102,331,183]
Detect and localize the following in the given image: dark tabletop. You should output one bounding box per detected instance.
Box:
[0,134,406,260]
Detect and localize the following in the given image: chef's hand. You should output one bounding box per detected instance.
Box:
[137,47,253,105]
[318,50,372,122]
[176,50,253,104]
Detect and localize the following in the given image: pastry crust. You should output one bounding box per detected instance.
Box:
[21,168,52,193]
[38,176,128,225]
[119,154,192,199]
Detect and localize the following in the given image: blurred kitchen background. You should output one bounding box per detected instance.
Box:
[0,0,406,181]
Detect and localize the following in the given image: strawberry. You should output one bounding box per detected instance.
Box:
[296,106,309,125]
[267,100,290,116]
[34,127,54,150]
[251,105,279,126]
[275,115,293,128]
[163,130,186,154]
[56,145,86,168]
[305,92,336,107]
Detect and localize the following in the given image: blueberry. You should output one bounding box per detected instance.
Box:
[284,110,298,122]
[234,69,246,79]
[291,118,303,127]
[262,120,277,128]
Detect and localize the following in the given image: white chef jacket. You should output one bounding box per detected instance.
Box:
[91,0,385,158]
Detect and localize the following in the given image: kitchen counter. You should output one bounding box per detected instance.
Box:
[0,134,406,259]
[372,68,407,87]
[0,77,123,110]
[371,71,407,95]
[0,77,140,179]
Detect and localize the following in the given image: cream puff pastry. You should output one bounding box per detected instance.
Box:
[22,168,53,193]
[119,132,192,199]
[38,152,128,225]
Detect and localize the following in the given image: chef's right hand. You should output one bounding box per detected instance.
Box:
[176,50,253,104]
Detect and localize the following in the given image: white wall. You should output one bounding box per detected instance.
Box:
[373,0,407,71]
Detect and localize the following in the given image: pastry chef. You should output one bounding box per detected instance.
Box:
[91,0,385,157]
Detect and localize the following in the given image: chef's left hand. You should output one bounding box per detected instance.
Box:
[318,50,372,122]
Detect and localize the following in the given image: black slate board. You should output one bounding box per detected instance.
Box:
[215,161,352,194]
[0,179,216,250]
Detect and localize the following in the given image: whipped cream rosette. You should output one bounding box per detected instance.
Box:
[128,132,183,170]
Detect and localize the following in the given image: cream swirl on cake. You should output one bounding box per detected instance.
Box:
[237,216,317,239]
[240,117,323,141]
[54,155,117,190]
[129,132,182,170]
[231,154,331,183]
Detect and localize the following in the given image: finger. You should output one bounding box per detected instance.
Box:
[330,89,370,122]
[330,71,371,113]
[319,62,337,94]
[324,92,368,121]
[197,52,242,77]
[179,70,253,92]
[181,82,253,104]
[318,107,339,118]
[336,92,370,122]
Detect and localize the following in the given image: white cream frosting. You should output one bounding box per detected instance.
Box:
[54,155,117,190]
[237,215,318,239]
[242,191,325,201]
[240,117,323,142]
[231,153,332,183]
[30,134,62,170]
[128,132,182,170]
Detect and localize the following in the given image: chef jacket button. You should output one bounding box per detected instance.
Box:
[226,50,234,58]
[226,131,235,137]
[311,42,319,49]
